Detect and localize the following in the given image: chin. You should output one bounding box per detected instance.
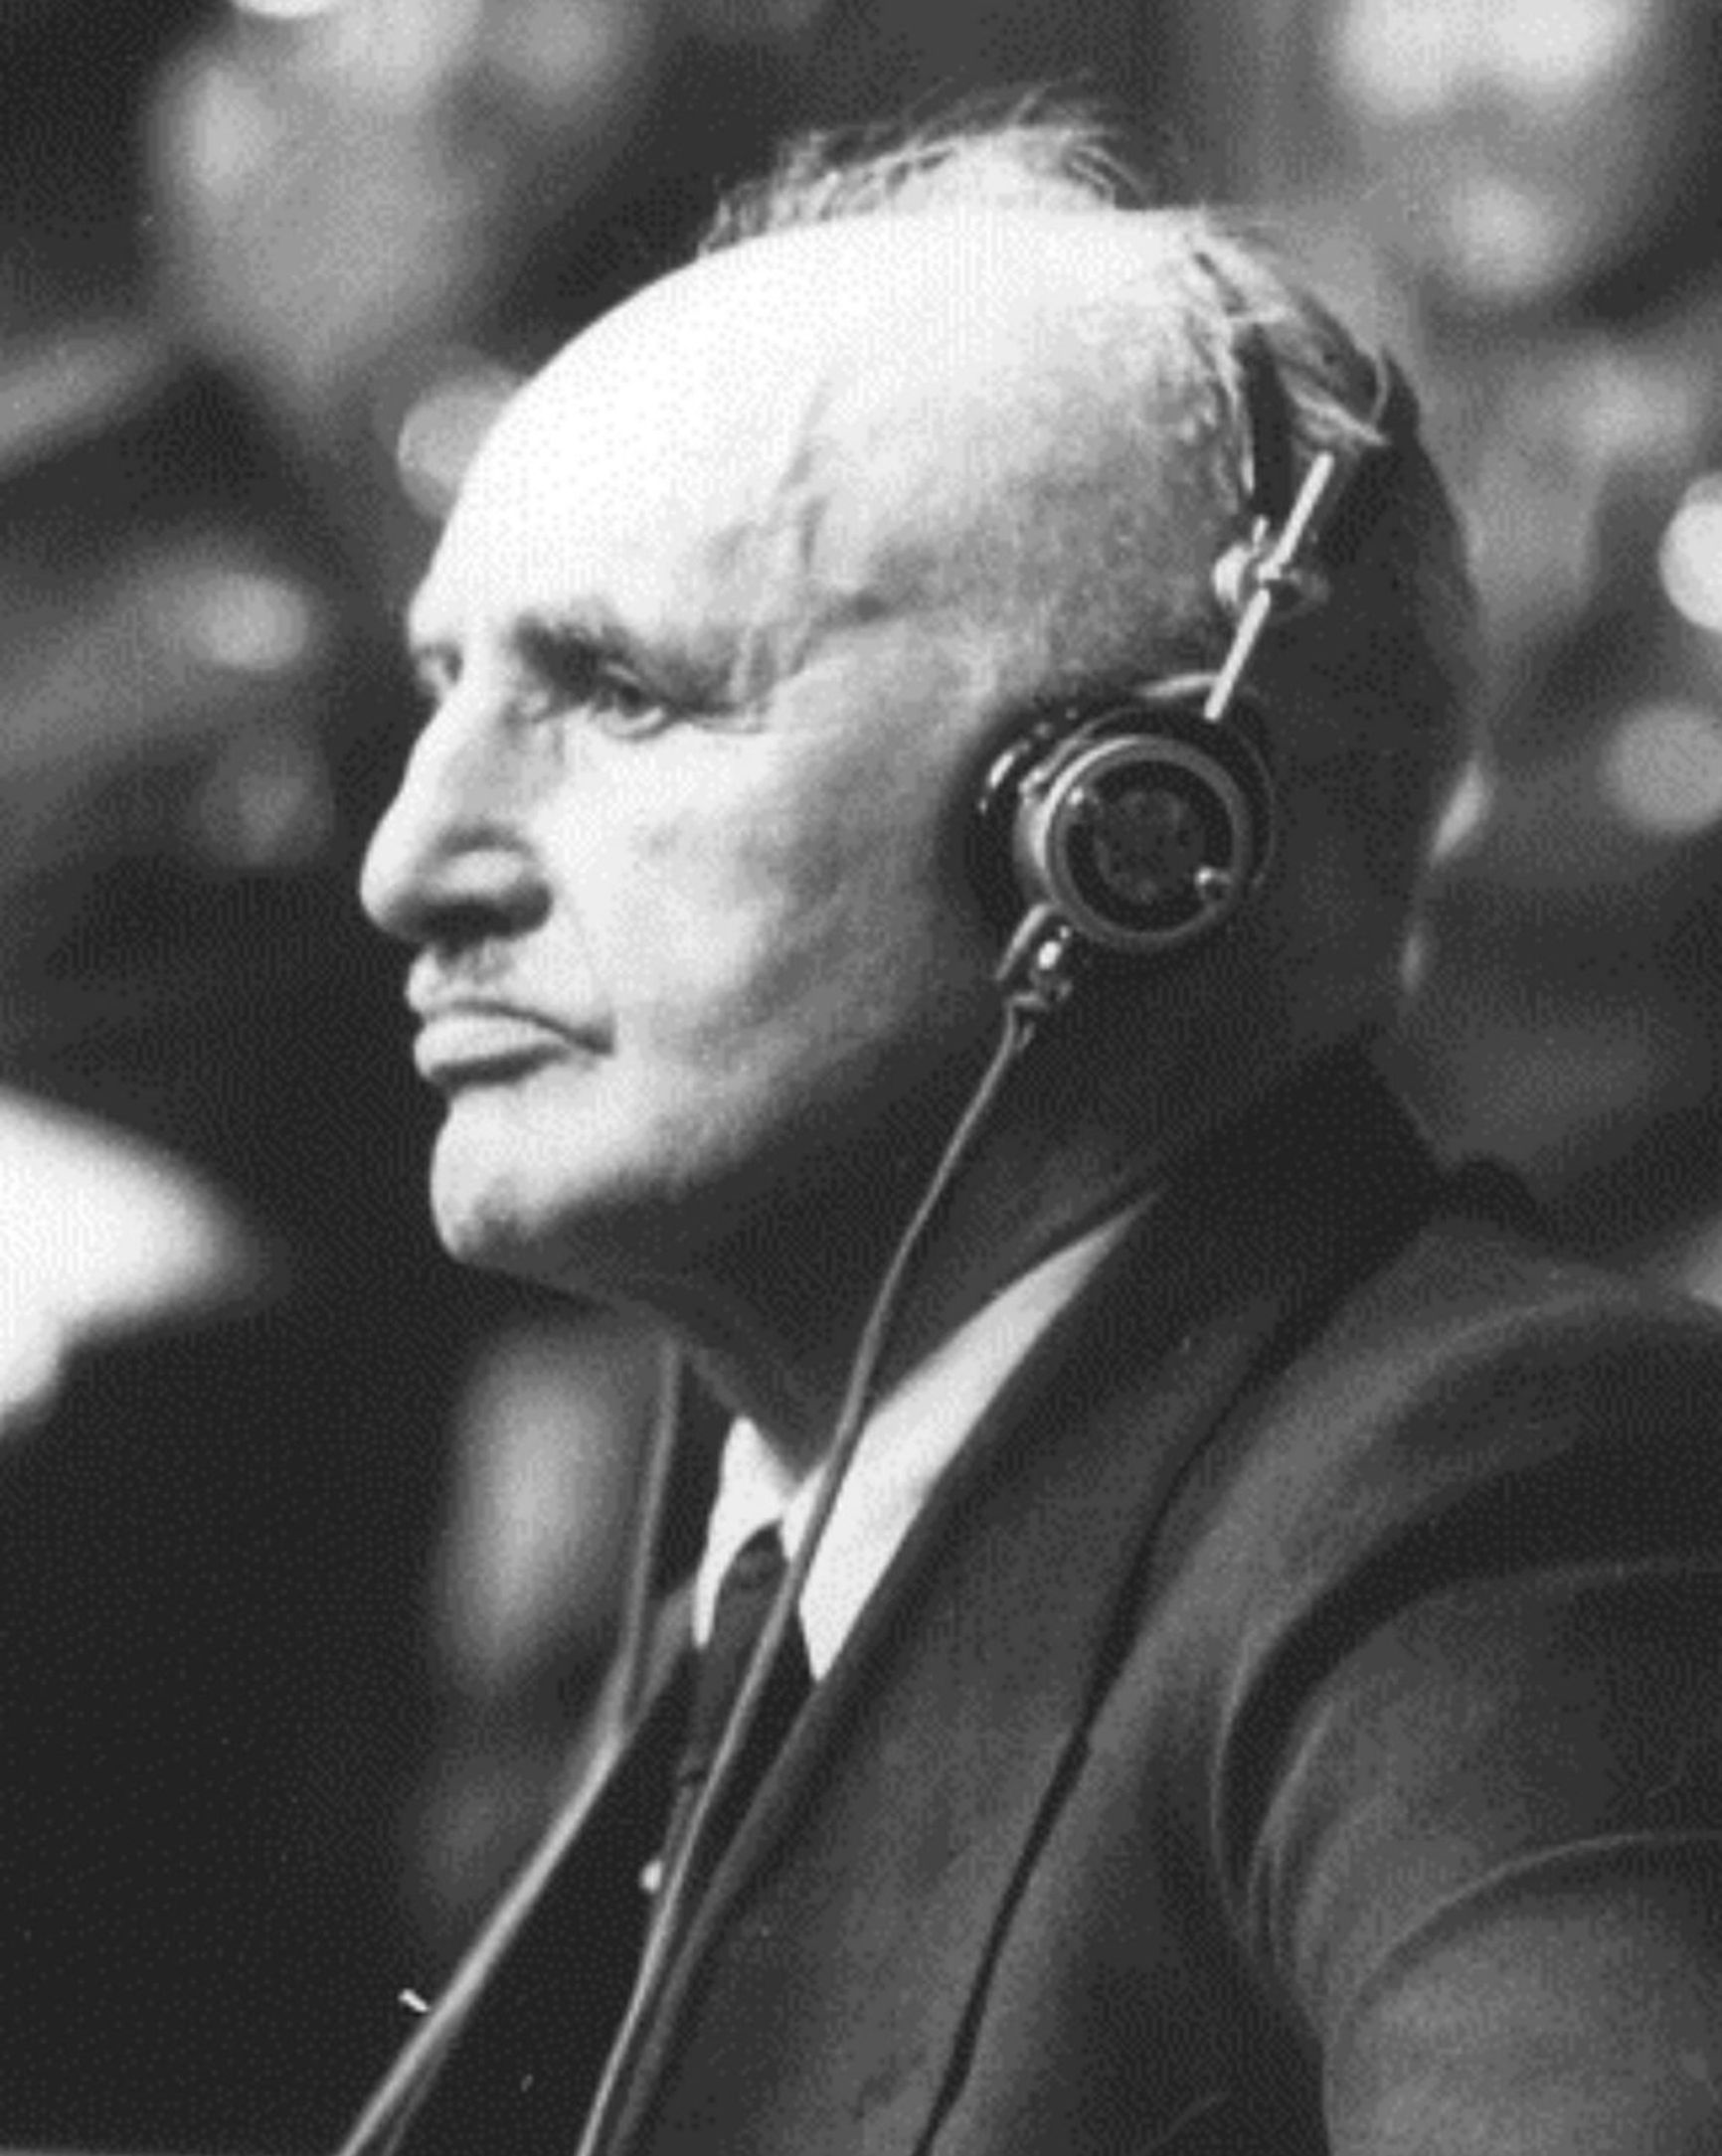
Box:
[428,1102,586,1278]
[425,1099,691,1295]
[430,1169,558,1279]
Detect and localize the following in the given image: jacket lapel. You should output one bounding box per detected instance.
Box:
[340,1614,693,2156]
[614,1051,1440,2153]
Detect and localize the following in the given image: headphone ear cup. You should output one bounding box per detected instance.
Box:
[972,685,1276,959]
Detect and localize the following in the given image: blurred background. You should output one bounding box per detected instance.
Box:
[1,0,1720,2147]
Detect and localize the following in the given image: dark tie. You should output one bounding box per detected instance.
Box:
[652,1523,811,1897]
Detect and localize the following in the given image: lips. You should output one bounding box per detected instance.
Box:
[412,1003,575,1088]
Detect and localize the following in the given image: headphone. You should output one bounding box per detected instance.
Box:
[972,327,1396,1013]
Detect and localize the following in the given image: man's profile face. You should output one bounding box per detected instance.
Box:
[360,224,1073,1293]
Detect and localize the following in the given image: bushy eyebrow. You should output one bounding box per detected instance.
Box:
[523,607,738,711]
[514,612,640,682]
[404,600,740,715]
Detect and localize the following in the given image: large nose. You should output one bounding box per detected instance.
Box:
[360,694,549,948]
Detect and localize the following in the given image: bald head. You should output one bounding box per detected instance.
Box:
[451,211,1260,720]
[452,159,1463,989]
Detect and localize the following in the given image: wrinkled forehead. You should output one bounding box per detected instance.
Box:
[425,215,1206,662]
[504,212,1182,453]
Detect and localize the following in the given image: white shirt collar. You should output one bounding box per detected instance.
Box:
[694,1207,1141,1678]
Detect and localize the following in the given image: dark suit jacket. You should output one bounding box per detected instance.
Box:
[345,1049,1722,2155]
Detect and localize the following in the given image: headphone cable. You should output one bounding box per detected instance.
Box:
[574,976,1055,2156]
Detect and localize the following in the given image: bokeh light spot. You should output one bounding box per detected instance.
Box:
[193,724,334,870]
[1327,0,1458,122]
[230,0,345,20]
[1489,0,1644,102]
[396,361,521,522]
[175,566,321,677]
[1659,475,1722,635]
[1430,758,1493,862]
[1442,175,1564,299]
[1602,700,1722,838]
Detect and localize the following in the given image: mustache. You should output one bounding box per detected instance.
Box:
[406,943,535,1016]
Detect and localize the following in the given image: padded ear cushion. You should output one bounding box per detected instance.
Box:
[970,680,1276,957]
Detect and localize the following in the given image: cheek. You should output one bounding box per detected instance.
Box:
[625,773,988,1076]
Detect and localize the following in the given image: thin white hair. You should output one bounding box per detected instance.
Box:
[700,106,1475,932]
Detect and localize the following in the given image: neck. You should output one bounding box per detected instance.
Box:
[624,999,1290,1479]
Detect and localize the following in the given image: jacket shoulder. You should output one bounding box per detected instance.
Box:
[1136,1194,1722,1834]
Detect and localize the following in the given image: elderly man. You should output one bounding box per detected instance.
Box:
[352,118,1722,2156]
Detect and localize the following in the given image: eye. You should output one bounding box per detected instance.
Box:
[523,624,672,737]
[587,663,668,734]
